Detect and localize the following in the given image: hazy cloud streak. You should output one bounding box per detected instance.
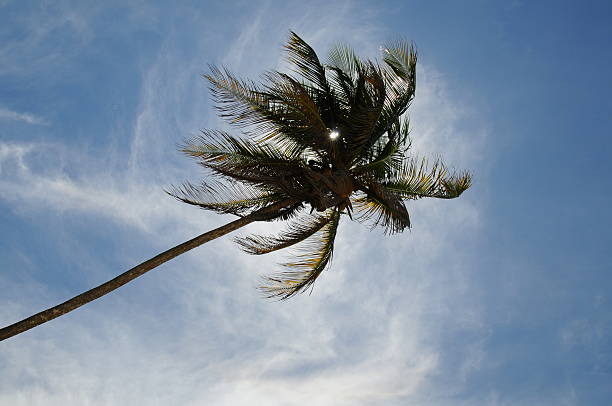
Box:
[0,108,49,126]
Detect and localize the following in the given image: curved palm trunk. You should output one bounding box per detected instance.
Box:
[0,200,292,341]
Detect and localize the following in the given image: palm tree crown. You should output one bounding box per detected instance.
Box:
[0,31,471,341]
[169,31,472,299]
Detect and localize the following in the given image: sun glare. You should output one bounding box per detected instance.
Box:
[329,130,340,140]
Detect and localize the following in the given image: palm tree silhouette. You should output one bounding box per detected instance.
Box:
[0,32,471,341]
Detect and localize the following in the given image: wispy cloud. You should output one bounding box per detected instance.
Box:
[0,2,98,76]
[0,141,211,238]
[0,108,49,126]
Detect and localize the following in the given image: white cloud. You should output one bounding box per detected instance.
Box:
[0,108,49,126]
[410,65,487,169]
[0,141,196,235]
[0,3,94,76]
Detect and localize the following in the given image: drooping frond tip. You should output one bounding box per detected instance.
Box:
[258,209,341,300]
[352,182,411,235]
[235,213,332,255]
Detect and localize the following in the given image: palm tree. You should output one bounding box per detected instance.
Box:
[0,32,471,341]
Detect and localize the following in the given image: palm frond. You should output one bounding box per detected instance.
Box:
[351,138,403,177]
[259,208,340,299]
[285,31,331,95]
[351,121,410,179]
[364,42,417,152]
[325,66,354,112]
[326,45,359,112]
[261,71,330,145]
[235,212,331,255]
[381,40,418,81]
[352,181,410,234]
[327,44,361,78]
[204,65,266,127]
[382,158,472,199]
[205,66,308,156]
[285,31,338,129]
[182,129,302,163]
[380,41,417,113]
[438,172,472,198]
[166,181,284,215]
[354,116,411,172]
[343,62,387,164]
[271,201,306,221]
[180,130,317,199]
[205,65,338,157]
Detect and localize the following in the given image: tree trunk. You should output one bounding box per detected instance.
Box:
[0,200,292,341]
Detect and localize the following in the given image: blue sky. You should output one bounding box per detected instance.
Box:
[1,0,611,404]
